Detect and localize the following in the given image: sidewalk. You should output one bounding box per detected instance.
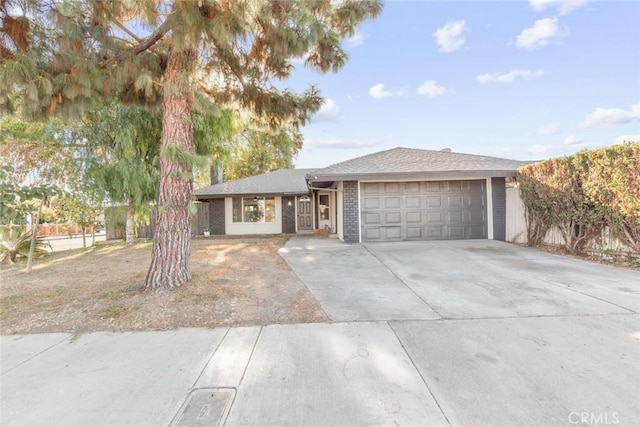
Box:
[1,323,447,426]
[3,315,640,426]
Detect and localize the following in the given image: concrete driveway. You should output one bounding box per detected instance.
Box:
[279,237,640,425]
[280,237,640,321]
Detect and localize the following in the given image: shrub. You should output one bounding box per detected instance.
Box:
[0,227,51,264]
[517,142,639,255]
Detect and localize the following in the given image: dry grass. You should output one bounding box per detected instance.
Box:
[0,237,328,335]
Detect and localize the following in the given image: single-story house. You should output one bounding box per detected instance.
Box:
[194,147,528,243]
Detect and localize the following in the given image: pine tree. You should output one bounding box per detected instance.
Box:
[1,0,382,291]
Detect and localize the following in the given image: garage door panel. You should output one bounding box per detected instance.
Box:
[384,183,400,193]
[385,198,401,208]
[426,227,443,238]
[406,212,422,223]
[405,182,420,193]
[384,227,401,239]
[470,225,486,238]
[426,211,442,222]
[364,213,380,224]
[426,196,441,207]
[364,228,381,240]
[447,196,462,207]
[470,210,485,224]
[406,227,423,238]
[405,196,421,208]
[360,180,487,242]
[447,211,464,223]
[385,212,401,223]
[448,226,464,238]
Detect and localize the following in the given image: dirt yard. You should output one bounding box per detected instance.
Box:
[0,237,328,335]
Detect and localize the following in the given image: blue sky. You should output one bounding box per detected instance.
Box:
[285,0,640,168]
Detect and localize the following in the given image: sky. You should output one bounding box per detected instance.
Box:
[283,0,640,169]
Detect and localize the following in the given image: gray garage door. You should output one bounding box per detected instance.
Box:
[360,180,487,242]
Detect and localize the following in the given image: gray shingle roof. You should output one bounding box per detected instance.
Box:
[194,147,529,198]
[194,169,313,198]
[310,147,528,181]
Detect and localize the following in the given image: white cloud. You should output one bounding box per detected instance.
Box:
[516,17,565,49]
[477,69,544,83]
[616,134,640,144]
[527,144,551,154]
[580,102,640,128]
[563,134,583,145]
[306,137,378,150]
[535,124,561,136]
[529,0,590,15]
[313,98,340,122]
[433,19,466,53]
[368,83,405,99]
[417,80,446,97]
[346,32,367,48]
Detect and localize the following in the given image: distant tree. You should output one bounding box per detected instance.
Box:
[224,125,303,180]
[82,102,234,245]
[81,103,161,246]
[1,0,382,291]
[0,115,78,187]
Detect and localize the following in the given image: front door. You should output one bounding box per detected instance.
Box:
[297,196,313,231]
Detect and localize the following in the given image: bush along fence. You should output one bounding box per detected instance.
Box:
[516,142,640,259]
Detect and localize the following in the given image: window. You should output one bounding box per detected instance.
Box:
[232,197,276,223]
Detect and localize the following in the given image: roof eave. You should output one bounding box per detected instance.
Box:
[194,190,310,200]
[309,170,519,182]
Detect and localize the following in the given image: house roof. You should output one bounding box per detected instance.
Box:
[194,168,313,198]
[194,147,529,198]
[309,147,529,181]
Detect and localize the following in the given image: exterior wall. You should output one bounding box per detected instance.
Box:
[491,177,506,241]
[342,181,360,243]
[224,197,283,235]
[210,199,225,235]
[281,196,296,234]
[336,182,344,241]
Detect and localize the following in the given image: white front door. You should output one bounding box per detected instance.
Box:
[318,192,331,230]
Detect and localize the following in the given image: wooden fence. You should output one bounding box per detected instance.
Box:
[105,202,209,240]
[505,184,633,256]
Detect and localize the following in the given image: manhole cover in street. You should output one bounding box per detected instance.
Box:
[172,388,235,427]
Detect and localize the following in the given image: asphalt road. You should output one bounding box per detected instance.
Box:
[43,231,107,252]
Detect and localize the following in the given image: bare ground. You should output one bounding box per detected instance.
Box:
[0,237,328,335]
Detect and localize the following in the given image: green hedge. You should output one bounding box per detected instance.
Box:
[518,142,640,255]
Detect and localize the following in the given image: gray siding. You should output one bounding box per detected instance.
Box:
[210,198,225,235]
[343,181,360,243]
[491,177,506,241]
[282,196,296,234]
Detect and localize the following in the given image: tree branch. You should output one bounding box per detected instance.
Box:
[99,20,171,68]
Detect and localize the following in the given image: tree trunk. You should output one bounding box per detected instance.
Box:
[26,197,44,273]
[145,47,195,292]
[125,194,135,246]
[82,225,87,248]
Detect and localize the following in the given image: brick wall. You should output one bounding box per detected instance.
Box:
[342,181,360,243]
[210,198,225,235]
[491,177,506,241]
[281,196,296,233]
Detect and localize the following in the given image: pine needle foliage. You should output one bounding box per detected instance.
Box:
[1,0,382,290]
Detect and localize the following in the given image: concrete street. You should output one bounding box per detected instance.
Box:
[43,231,107,252]
[2,238,639,426]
